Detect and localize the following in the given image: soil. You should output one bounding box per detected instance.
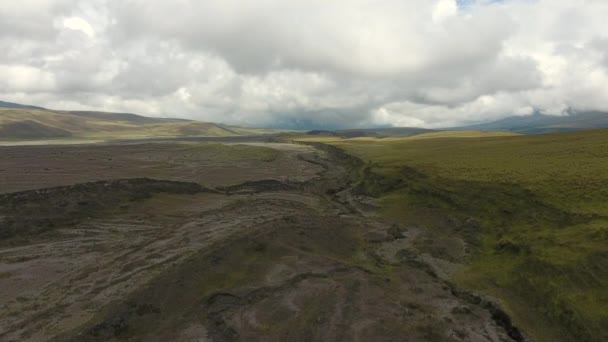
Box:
[0,139,522,341]
[0,141,320,194]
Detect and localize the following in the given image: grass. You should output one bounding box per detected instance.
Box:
[188,142,280,162]
[298,129,608,342]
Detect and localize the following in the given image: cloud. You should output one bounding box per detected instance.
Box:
[433,0,458,22]
[0,65,56,92]
[62,17,95,37]
[1,0,608,128]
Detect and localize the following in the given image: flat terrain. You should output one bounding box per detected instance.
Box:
[0,141,316,194]
[302,129,608,341]
[0,139,519,341]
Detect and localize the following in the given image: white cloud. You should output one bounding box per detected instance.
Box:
[433,0,458,22]
[0,65,56,92]
[1,0,608,128]
[62,17,95,37]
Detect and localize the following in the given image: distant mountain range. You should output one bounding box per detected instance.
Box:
[455,112,608,134]
[0,101,274,140]
[3,100,608,141]
[307,127,435,138]
[0,100,46,110]
[309,112,608,138]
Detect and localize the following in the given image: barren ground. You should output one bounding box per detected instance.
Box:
[0,139,520,341]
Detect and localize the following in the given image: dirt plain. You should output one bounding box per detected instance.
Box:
[0,138,522,341]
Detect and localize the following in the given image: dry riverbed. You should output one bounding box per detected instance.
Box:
[0,140,521,341]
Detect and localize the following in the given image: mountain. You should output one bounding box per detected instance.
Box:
[308,127,435,138]
[0,102,273,140]
[0,100,46,110]
[457,112,608,134]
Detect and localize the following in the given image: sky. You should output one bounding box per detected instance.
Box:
[1,0,607,129]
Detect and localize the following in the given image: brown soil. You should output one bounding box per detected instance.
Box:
[0,142,320,194]
[0,140,521,341]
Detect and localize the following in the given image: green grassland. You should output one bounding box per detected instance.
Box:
[301,129,608,341]
[188,142,281,162]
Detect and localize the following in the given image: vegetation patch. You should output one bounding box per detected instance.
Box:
[303,129,608,341]
[191,142,280,162]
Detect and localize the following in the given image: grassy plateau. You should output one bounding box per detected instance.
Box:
[297,129,608,341]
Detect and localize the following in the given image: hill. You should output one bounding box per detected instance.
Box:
[456,112,608,134]
[0,100,46,110]
[0,104,273,141]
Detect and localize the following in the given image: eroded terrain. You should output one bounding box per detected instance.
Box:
[0,140,521,341]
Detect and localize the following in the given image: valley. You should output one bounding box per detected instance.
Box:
[0,137,520,341]
[4,0,608,340]
[1,104,607,341]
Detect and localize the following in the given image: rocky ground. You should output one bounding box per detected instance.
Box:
[0,140,522,341]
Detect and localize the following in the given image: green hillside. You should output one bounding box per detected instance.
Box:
[306,129,608,341]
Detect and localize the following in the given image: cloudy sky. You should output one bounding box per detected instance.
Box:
[1,0,607,128]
